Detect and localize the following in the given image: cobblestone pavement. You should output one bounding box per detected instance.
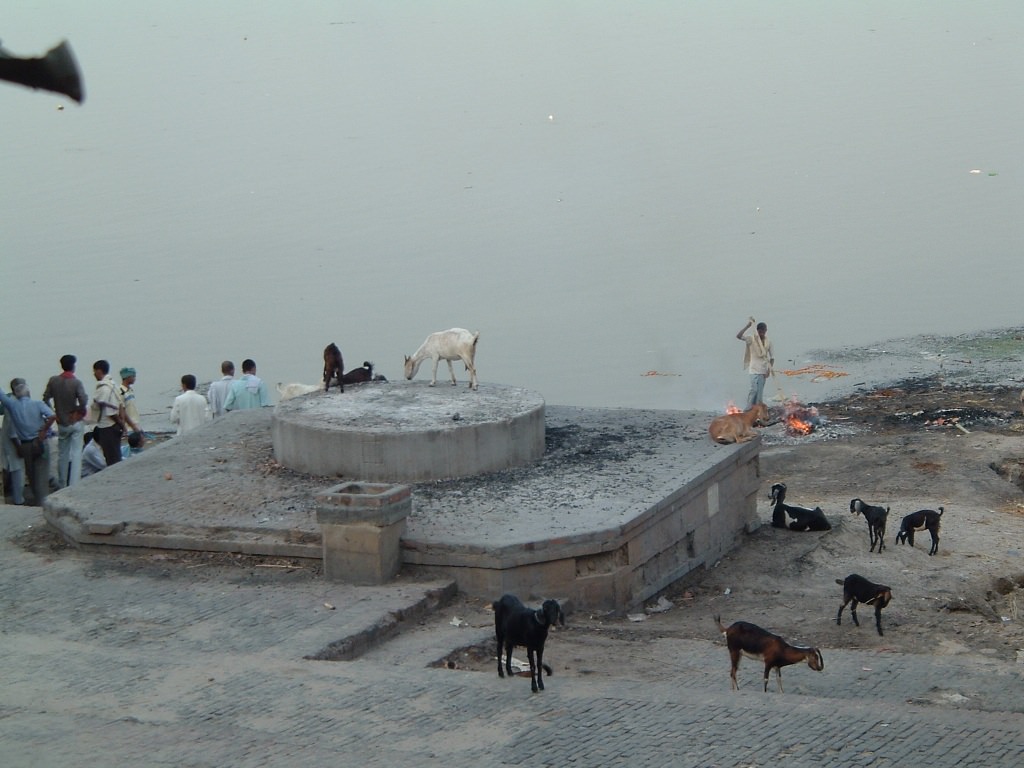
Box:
[2,506,1022,768]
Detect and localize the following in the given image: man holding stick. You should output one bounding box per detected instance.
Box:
[736,317,775,408]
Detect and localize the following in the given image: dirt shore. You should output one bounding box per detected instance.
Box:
[441,379,1024,676]
[14,379,1024,680]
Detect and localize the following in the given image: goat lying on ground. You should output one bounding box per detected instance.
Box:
[895,506,943,555]
[341,361,375,385]
[836,573,892,636]
[849,498,889,553]
[277,382,319,401]
[493,593,564,693]
[323,342,344,393]
[769,483,831,531]
[708,403,770,444]
[404,328,480,390]
[714,615,824,693]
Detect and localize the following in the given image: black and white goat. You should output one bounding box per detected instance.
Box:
[835,573,892,636]
[341,361,375,385]
[493,594,565,693]
[849,498,889,553]
[769,483,831,531]
[896,506,943,555]
[714,615,824,693]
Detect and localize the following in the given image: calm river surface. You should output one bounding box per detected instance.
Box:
[3,2,1022,429]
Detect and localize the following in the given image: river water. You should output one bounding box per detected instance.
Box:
[3,2,1022,430]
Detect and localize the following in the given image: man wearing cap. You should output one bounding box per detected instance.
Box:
[43,354,89,488]
[0,378,56,505]
[90,360,126,466]
[118,366,145,447]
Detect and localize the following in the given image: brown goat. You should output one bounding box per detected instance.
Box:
[714,615,824,692]
[708,403,770,444]
[323,343,344,393]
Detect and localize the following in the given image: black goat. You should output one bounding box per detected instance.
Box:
[849,498,889,553]
[341,361,375,385]
[769,483,831,531]
[714,615,824,693]
[323,343,344,393]
[896,507,943,555]
[836,574,892,636]
[493,593,564,693]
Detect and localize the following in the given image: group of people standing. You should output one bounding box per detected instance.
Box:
[1,355,271,506]
[170,358,271,436]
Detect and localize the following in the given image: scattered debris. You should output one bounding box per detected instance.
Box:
[779,364,849,382]
[450,616,468,627]
[323,602,335,610]
[646,596,674,614]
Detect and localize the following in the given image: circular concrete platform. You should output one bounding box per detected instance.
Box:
[270,381,546,482]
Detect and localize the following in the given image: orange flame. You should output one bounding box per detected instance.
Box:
[786,414,814,435]
[725,401,742,415]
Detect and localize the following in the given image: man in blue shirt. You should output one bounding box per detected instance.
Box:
[0,378,56,505]
[224,359,271,411]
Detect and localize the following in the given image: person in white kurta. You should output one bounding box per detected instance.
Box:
[169,374,211,436]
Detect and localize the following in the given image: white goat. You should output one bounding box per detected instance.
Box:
[276,382,319,401]
[403,328,479,390]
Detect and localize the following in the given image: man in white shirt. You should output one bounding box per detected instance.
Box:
[170,374,210,436]
[736,317,775,409]
[207,360,235,418]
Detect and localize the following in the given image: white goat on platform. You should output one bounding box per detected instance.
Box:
[403,328,479,390]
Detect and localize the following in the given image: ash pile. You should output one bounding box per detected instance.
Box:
[761,398,858,446]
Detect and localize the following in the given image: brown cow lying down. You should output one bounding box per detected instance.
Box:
[708,403,770,444]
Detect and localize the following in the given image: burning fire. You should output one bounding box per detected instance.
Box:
[783,397,819,436]
[725,401,742,415]
[786,413,814,435]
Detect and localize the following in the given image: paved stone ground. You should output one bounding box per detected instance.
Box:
[2,506,1021,768]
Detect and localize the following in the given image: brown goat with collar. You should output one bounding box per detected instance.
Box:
[714,615,824,692]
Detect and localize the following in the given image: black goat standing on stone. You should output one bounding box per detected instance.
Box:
[849,498,889,553]
[836,573,892,636]
[769,483,831,531]
[896,507,944,555]
[493,593,565,693]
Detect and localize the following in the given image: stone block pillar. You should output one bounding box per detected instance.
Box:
[315,482,411,584]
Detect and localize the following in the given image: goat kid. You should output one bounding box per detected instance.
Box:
[769,482,831,531]
[714,615,824,693]
[323,343,344,393]
[836,573,892,636]
[708,403,770,444]
[404,328,479,390]
[895,506,943,555]
[849,498,889,553]
[493,593,565,693]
